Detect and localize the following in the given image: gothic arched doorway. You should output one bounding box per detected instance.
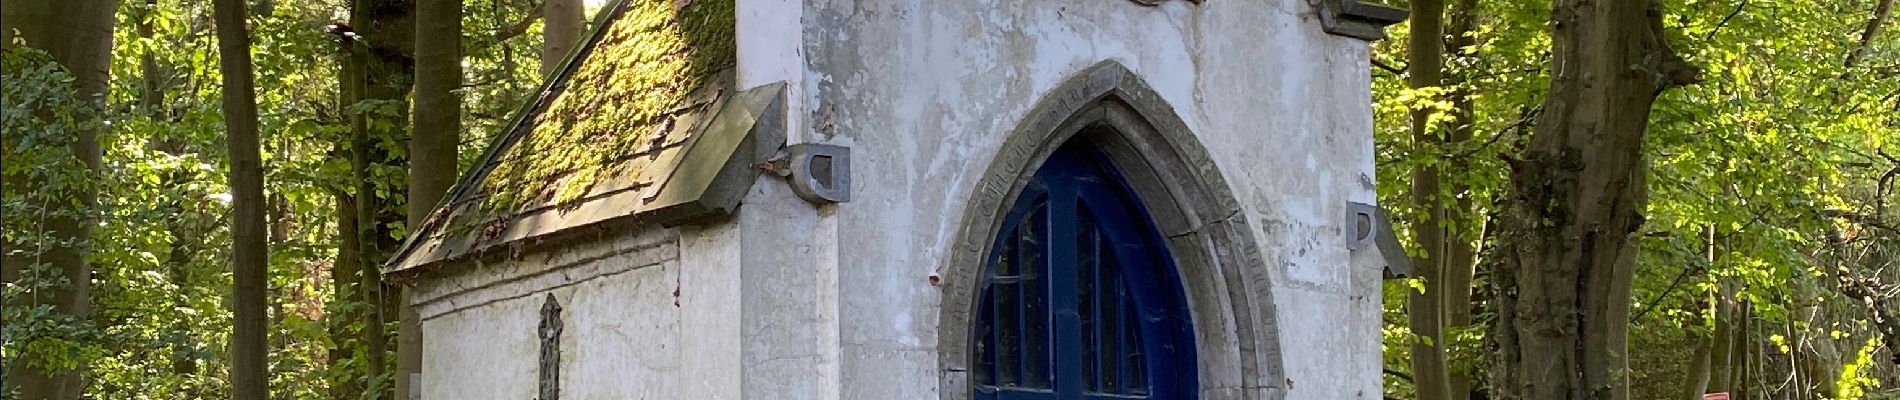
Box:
[939,61,1287,400]
[971,142,1198,400]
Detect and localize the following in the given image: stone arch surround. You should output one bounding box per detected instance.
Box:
[936,60,1289,400]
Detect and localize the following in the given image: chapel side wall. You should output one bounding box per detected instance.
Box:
[411,227,742,399]
[797,0,1384,399]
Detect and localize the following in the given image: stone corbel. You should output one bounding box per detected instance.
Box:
[1347,202,1412,279]
[761,143,852,205]
[1314,0,1408,41]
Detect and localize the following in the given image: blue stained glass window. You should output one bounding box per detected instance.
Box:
[972,141,1197,400]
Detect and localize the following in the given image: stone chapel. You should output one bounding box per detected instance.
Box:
[383,0,1409,399]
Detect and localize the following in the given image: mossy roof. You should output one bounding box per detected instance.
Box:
[385,0,781,276]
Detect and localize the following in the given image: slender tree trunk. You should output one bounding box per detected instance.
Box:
[165,201,202,376]
[347,0,414,397]
[1442,1,1482,398]
[1705,226,1736,396]
[347,43,390,396]
[541,0,582,75]
[212,0,270,395]
[400,0,462,395]
[1786,314,1808,400]
[330,186,367,400]
[138,0,164,115]
[1682,324,1713,400]
[268,192,293,356]
[0,0,116,397]
[1406,0,1453,398]
[328,34,364,398]
[1734,302,1752,399]
[1709,292,1734,393]
[1487,0,1699,398]
[136,0,204,377]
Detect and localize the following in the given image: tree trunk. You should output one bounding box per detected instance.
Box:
[0,0,116,397]
[410,0,460,238]
[136,0,205,377]
[401,0,462,394]
[328,33,363,398]
[212,0,270,395]
[1405,0,1453,398]
[347,0,414,397]
[330,187,367,400]
[1487,0,1699,399]
[541,0,582,76]
[348,44,390,397]
[1708,292,1734,393]
[1705,227,1736,396]
[1682,326,1713,400]
[1733,302,1752,399]
[1442,1,1482,398]
[268,192,293,356]
[138,0,165,116]
[165,200,202,376]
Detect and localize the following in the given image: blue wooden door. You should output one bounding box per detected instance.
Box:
[972,142,1197,400]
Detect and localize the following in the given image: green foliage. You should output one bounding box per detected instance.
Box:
[1377,0,1899,398]
[1838,337,1882,399]
[4,0,1893,397]
[1,46,108,399]
[1,0,546,397]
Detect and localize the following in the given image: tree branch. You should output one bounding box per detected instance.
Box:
[1631,262,1703,322]
[1846,0,1896,69]
[1384,368,1414,383]
[469,0,544,53]
[1647,0,1704,89]
[1372,59,1407,76]
[1701,0,1749,43]
[1825,236,1900,364]
[1834,210,1900,234]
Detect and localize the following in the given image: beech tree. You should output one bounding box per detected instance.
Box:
[1484,0,1701,398]
[541,0,583,75]
[341,0,414,397]
[399,0,463,394]
[209,0,269,395]
[0,0,117,397]
[1404,0,1484,398]
[1403,0,1454,398]
[4,0,543,397]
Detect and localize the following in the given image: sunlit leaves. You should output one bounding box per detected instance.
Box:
[1377,0,1900,397]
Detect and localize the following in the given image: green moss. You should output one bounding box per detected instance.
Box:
[478,0,736,211]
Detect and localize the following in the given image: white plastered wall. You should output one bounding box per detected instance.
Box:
[412,0,1386,397]
[413,227,750,399]
[782,0,1386,399]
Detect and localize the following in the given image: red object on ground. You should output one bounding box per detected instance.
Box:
[1704,393,1730,400]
